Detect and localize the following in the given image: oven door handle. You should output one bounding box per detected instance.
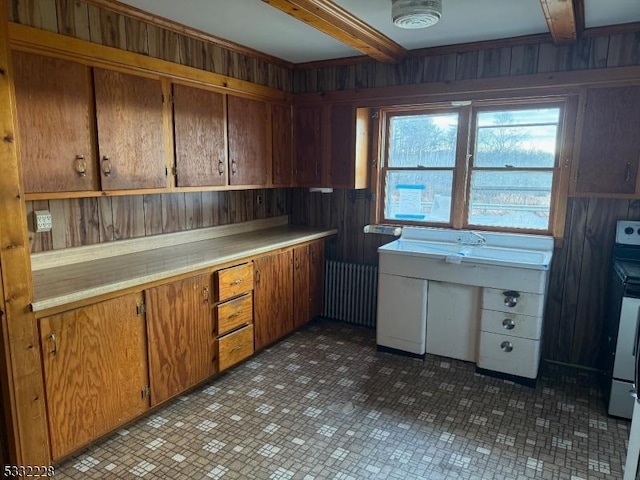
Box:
[634,305,640,358]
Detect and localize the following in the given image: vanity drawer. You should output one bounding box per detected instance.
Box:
[216,263,253,301]
[218,324,254,371]
[217,292,253,336]
[480,309,542,340]
[477,331,540,379]
[482,288,544,317]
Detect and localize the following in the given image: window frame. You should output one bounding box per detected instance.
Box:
[373,96,577,238]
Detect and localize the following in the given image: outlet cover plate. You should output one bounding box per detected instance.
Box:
[33,210,52,232]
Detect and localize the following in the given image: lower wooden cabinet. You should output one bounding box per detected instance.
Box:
[218,324,254,371]
[37,240,326,460]
[38,292,149,460]
[145,274,216,406]
[309,240,325,319]
[293,245,311,329]
[254,250,294,350]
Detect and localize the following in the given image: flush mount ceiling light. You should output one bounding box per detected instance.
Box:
[392,0,442,29]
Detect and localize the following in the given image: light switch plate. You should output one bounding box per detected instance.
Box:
[33,210,52,232]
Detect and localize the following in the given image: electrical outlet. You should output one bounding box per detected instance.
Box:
[256,194,263,206]
[33,210,52,233]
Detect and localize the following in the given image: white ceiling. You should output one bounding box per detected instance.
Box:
[120,0,640,63]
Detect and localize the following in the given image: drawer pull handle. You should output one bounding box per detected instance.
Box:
[228,310,240,319]
[231,279,243,286]
[502,318,515,330]
[203,285,209,304]
[501,341,513,353]
[503,291,520,308]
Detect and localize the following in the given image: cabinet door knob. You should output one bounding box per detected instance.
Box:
[203,285,209,304]
[48,332,58,356]
[500,341,513,353]
[74,155,87,177]
[101,156,112,177]
[218,160,225,175]
[626,161,632,182]
[502,318,516,330]
[231,160,237,176]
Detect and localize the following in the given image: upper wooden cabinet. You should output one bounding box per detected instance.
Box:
[572,85,640,196]
[329,105,370,189]
[172,83,227,187]
[94,68,167,191]
[38,293,149,460]
[272,102,293,186]
[294,104,324,186]
[227,95,268,186]
[293,103,370,188]
[13,52,97,193]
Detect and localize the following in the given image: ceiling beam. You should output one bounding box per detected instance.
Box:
[261,0,407,63]
[539,0,585,44]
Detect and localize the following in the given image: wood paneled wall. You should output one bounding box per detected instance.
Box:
[291,189,638,368]
[291,30,640,369]
[8,0,292,91]
[292,32,639,93]
[26,189,290,253]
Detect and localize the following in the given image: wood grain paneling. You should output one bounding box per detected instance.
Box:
[94,69,166,190]
[271,103,293,186]
[309,240,324,319]
[218,324,253,371]
[13,52,96,193]
[253,250,293,350]
[294,104,323,185]
[227,95,268,186]
[293,244,310,329]
[39,292,149,459]
[145,274,214,406]
[216,292,253,336]
[173,84,226,187]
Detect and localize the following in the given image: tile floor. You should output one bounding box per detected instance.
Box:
[54,319,630,479]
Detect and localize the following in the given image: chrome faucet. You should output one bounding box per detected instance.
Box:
[457,231,487,246]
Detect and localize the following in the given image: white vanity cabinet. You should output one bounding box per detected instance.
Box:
[477,287,546,379]
[376,273,428,355]
[426,282,480,362]
[376,226,553,381]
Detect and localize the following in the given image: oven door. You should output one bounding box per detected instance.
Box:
[613,295,640,381]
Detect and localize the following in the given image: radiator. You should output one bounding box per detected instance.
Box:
[323,260,378,328]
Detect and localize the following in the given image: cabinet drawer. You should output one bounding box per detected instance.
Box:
[217,292,253,335]
[480,309,542,340]
[218,324,254,371]
[477,331,540,379]
[482,288,544,317]
[216,263,253,301]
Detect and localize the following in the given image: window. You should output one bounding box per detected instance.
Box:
[376,99,572,235]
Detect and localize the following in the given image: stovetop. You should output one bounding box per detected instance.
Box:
[613,222,640,284]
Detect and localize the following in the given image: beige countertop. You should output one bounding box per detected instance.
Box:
[32,225,336,312]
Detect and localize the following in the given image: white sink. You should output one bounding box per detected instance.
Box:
[378,227,554,271]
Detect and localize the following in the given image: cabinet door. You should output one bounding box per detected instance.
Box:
[329,106,369,189]
[13,52,96,193]
[254,250,293,350]
[272,102,293,186]
[39,293,149,460]
[145,274,214,406]
[94,68,166,190]
[173,83,227,187]
[228,95,267,185]
[574,86,640,195]
[309,240,325,319]
[294,104,323,186]
[293,245,310,329]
